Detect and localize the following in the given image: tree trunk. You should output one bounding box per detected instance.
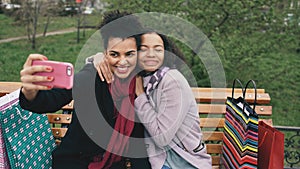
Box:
[43,15,51,37]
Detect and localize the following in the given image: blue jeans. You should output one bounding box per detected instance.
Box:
[162,165,171,169]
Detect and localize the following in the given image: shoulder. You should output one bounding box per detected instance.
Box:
[162,69,188,86]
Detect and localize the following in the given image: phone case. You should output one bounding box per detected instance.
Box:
[32,60,74,89]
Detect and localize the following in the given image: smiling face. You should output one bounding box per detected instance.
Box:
[138,33,165,72]
[105,37,137,79]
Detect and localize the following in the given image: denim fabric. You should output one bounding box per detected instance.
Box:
[162,165,171,169]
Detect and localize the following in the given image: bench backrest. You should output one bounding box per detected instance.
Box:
[0,82,272,168]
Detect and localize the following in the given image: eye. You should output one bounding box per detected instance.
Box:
[140,46,148,52]
[155,47,164,52]
[126,52,137,57]
[109,52,118,58]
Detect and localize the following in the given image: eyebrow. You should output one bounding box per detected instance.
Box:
[140,44,164,48]
[108,50,136,54]
[125,50,137,55]
[108,50,119,54]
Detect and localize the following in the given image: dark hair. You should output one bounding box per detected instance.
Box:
[98,10,143,49]
[138,29,186,69]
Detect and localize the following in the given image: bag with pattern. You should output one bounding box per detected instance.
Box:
[221,79,259,169]
[0,89,56,169]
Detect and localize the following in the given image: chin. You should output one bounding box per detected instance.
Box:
[115,72,132,79]
[144,67,158,72]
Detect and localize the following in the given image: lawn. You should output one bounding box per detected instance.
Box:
[0,14,102,40]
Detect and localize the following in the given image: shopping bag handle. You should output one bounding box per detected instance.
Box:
[15,107,32,120]
[243,79,257,112]
[231,79,244,100]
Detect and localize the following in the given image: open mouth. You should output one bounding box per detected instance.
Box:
[116,66,130,73]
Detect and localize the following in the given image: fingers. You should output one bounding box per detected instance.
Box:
[93,53,114,83]
[21,82,52,91]
[20,54,53,92]
[20,64,53,78]
[92,53,105,82]
[99,59,114,83]
[23,54,48,69]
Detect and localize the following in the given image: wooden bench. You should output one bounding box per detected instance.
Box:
[192,87,272,169]
[0,82,272,169]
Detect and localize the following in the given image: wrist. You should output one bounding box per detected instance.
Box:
[21,87,38,101]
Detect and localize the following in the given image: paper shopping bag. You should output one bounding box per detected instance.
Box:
[258,120,284,169]
[0,89,56,169]
[222,79,259,169]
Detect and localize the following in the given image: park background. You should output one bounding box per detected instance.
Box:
[0,0,299,128]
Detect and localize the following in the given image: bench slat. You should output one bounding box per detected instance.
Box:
[0,82,22,96]
[191,87,265,93]
[212,156,221,166]
[51,128,68,138]
[203,131,223,141]
[206,144,222,154]
[193,92,271,104]
[47,114,72,124]
[200,118,225,128]
[198,104,272,116]
[62,100,74,110]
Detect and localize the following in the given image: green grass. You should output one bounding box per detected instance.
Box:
[0,30,97,81]
[0,14,102,39]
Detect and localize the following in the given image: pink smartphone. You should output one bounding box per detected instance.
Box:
[32,60,74,89]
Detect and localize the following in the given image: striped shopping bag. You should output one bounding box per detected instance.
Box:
[221,79,259,169]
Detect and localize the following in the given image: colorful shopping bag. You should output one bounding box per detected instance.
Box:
[0,89,56,169]
[222,79,259,169]
[258,120,284,169]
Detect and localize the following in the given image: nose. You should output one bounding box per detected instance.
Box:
[147,49,155,58]
[119,58,128,65]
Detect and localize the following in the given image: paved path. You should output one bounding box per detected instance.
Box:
[0,28,77,44]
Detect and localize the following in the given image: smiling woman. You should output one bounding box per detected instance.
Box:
[17,10,152,169]
[134,31,212,169]
[105,37,137,79]
[138,33,165,72]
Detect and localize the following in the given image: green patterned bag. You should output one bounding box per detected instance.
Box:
[0,89,56,169]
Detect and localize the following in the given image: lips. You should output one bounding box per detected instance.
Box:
[144,60,158,66]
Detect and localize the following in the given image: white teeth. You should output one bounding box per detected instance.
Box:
[118,67,127,71]
[117,66,129,73]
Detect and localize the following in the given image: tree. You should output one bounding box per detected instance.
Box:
[13,0,44,49]
[102,0,300,87]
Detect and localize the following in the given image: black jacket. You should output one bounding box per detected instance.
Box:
[20,64,151,169]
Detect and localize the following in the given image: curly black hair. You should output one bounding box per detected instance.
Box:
[98,10,143,49]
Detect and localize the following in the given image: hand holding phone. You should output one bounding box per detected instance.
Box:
[32,60,74,89]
